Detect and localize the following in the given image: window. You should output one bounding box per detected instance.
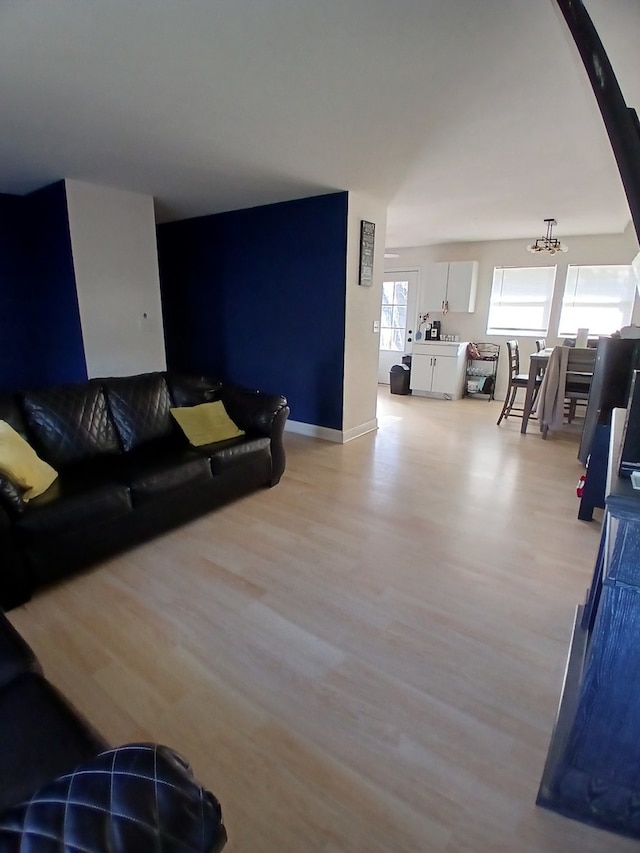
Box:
[559,265,635,336]
[380,279,408,351]
[486,266,556,336]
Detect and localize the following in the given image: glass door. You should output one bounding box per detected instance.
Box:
[378,270,418,383]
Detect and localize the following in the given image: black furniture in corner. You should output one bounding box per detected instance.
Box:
[538,410,640,841]
[578,338,640,465]
[576,338,640,520]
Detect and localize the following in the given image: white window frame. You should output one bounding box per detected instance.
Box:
[558,264,636,337]
[486,266,557,337]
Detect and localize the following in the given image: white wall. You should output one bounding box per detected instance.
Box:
[342,192,388,440]
[65,179,166,377]
[386,226,638,400]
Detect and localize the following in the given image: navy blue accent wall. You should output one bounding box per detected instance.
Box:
[26,182,86,387]
[0,192,34,390]
[0,182,86,391]
[158,192,348,430]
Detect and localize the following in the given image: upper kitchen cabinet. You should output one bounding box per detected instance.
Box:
[420,261,478,314]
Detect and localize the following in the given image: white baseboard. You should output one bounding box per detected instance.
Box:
[342,418,378,443]
[285,418,378,444]
[285,421,343,442]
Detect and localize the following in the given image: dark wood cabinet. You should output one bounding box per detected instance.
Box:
[578,337,640,465]
[538,411,640,838]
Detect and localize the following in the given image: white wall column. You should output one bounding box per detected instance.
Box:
[65,179,166,377]
[342,192,387,441]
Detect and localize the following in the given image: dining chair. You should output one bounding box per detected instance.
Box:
[538,346,596,437]
[565,346,597,423]
[496,339,542,425]
[534,338,548,381]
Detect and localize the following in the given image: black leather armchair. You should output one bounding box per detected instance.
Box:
[0,612,227,852]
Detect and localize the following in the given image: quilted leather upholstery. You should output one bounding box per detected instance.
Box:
[104,374,174,452]
[0,743,227,853]
[22,382,121,468]
[0,370,288,609]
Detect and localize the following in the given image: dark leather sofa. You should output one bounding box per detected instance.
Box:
[0,609,227,851]
[0,371,289,610]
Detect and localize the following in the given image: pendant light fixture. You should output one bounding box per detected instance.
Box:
[527,219,568,255]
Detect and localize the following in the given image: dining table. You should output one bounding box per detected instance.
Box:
[520,347,555,434]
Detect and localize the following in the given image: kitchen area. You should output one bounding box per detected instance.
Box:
[380,260,479,400]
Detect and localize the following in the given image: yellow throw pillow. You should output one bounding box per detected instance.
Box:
[0,421,58,501]
[170,401,245,447]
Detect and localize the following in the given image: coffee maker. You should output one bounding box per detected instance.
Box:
[428,320,441,341]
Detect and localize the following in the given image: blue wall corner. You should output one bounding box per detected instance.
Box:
[0,181,86,391]
[26,181,87,386]
[158,191,348,430]
[0,192,34,390]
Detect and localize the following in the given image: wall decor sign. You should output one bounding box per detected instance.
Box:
[358,220,375,287]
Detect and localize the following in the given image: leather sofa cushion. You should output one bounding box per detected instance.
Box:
[166,372,223,407]
[123,451,213,505]
[104,373,174,452]
[0,743,227,853]
[22,381,120,468]
[16,478,132,537]
[202,435,271,474]
[0,672,106,814]
[0,614,39,690]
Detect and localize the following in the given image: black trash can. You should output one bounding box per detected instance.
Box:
[389,363,411,395]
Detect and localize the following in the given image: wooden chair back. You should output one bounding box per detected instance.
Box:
[506,340,520,381]
[566,347,597,383]
[564,346,597,423]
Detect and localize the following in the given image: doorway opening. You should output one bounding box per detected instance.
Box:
[378,270,418,383]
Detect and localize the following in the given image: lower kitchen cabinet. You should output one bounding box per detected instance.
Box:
[410,342,468,399]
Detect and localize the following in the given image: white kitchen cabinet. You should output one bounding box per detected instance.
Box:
[410,342,468,399]
[420,261,478,314]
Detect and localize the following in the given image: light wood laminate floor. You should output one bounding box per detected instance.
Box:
[8,390,635,852]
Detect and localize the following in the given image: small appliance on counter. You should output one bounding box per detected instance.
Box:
[427,320,441,340]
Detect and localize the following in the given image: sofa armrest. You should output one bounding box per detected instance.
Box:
[0,742,227,853]
[0,476,26,519]
[0,510,30,611]
[220,385,290,485]
[220,385,288,434]
[0,611,40,688]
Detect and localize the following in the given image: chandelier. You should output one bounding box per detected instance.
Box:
[527,218,568,254]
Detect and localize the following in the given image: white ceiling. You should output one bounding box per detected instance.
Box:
[0,0,637,248]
